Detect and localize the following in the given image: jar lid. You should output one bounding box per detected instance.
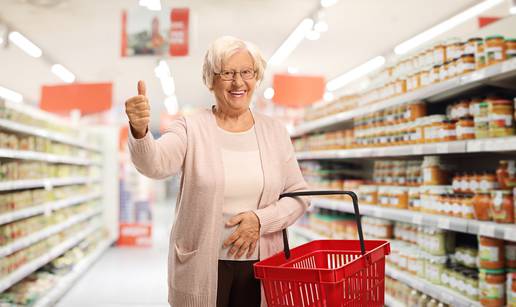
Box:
[480,268,506,274]
[490,99,512,105]
[486,35,504,40]
[467,37,483,42]
[506,38,516,42]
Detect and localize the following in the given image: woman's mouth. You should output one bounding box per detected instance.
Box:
[229,90,246,98]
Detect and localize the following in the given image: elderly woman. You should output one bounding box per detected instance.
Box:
[125,36,308,307]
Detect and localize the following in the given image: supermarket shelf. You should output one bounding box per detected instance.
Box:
[0,208,102,258]
[311,198,516,241]
[385,295,405,307]
[290,225,327,241]
[385,266,479,307]
[33,239,113,307]
[0,192,102,226]
[0,177,101,192]
[296,137,516,160]
[291,58,516,137]
[0,222,101,293]
[0,119,101,152]
[0,148,99,166]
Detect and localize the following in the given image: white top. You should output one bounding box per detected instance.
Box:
[217,125,263,260]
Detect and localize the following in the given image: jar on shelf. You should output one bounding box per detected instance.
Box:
[471,173,482,194]
[434,44,446,66]
[461,195,475,219]
[486,35,506,66]
[479,236,505,270]
[496,160,516,189]
[489,99,514,138]
[466,37,483,56]
[457,117,476,140]
[440,61,449,80]
[480,269,506,307]
[480,173,498,193]
[453,173,462,193]
[461,54,476,74]
[490,190,514,223]
[431,65,440,83]
[475,101,490,139]
[440,119,457,142]
[455,100,471,119]
[508,270,516,307]
[476,41,486,70]
[506,242,516,270]
[422,156,449,185]
[506,38,516,59]
[409,187,421,211]
[473,192,492,221]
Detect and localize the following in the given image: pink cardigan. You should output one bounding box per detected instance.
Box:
[128,108,309,307]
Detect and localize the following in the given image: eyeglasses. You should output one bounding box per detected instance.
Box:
[215,68,256,81]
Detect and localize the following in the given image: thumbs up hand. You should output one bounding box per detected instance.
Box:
[125,80,151,139]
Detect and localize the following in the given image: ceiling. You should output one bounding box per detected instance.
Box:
[0,0,511,131]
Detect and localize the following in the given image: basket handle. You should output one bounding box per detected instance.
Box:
[279,190,365,260]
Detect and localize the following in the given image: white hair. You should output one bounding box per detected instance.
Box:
[202,36,267,90]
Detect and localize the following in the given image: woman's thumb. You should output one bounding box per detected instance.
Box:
[138,80,146,96]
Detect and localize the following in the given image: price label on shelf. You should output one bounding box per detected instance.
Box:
[412,215,423,225]
[505,227,516,241]
[479,224,496,237]
[502,58,516,72]
[437,143,449,154]
[468,141,482,152]
[437,218,451,229]
[373,209,383,218]
[43,180,53,191]
[440,293,454,304]
[413,146,423,155]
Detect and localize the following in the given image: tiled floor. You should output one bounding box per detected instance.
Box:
[56,201,175,307]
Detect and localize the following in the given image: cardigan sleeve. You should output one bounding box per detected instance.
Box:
[253,126,309,235]
[128,117,187,179]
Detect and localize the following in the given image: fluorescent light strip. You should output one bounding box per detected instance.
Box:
[264,87,275,100]
[268,18,314,66]
[394,0,503,55]
[139,0,161,11]
[326,56,386,92]
[8,31,42,58]
[160,76,175,96]
[0,86,23,103]
[321,0,338,8]
[511,6,516,14]
[51,64,76,83]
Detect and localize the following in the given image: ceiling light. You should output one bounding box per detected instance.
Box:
[8,31,42,58]
[306,30,321,41]
[394,0,503,55]
[287,67,299,74]
[323,92,334,102]
[51,64,75,83]
[268,18,314,66]
[314,21,328,33]
[0,86,23,103]
[264,87,275,100]
[0,37,3,45]
[164,95,179,115]
[320,0,338,8]
[511,5,516,14]
[154,60,170,78]
[326,56,386,91]
[160,76,175,96]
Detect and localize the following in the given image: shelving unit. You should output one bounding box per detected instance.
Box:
[0,148,99,166]
[32,239,113,307]
[0,177,101,192]
[310,198,516,241]
[0,192,102,226]
[297,136,516,160]
[0,222,101,293]
[0,207,102,258]
[292,58,516,137]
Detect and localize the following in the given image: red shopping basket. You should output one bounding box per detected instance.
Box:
[254,190,390,307]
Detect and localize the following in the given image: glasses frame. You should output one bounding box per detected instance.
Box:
[215,68,257,81]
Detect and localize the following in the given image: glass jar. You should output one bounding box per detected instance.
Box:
[490,190,514,223]
[423,156,449,185]
[461,54,476,74]
[440,119,457,142]
[475,101,490,139]
[476,41,486,70]
[506,242,516,270]
[431,65,440,83]
[486,35,506,66]
[480,269,506,307]
[439,62,449,81]
[507,38,516,59]
[457,117,475,140]
[473,192,492,221]
[489,99,514,138]
[462,195,475,219]
[480,173,498,193]
[434,44,446,66]
[466,37,483,56]
[479,236,505,270]
[508,270,516,307]
[496,160,516,189]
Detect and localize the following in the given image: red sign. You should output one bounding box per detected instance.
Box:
[117,223,152,247]
[272,74,325,107]
[169,8,189,56]
[40,82,113,115]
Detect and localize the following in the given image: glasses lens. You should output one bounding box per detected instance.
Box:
[241,69,255,80]
[221,71,234,80]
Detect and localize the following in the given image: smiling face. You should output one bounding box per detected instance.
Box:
[212,49,257,117]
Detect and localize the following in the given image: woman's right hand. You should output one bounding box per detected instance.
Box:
[125,80,151,139]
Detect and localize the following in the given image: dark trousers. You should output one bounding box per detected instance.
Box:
[217,260,261,307]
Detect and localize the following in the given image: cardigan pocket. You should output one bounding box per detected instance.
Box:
[174,243,198,263]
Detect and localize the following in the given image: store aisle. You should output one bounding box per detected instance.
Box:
[56,201,175,307]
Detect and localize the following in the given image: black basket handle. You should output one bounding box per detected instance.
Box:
[279,190,365,260]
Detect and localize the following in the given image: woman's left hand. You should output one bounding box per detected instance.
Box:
[224,211,260,259]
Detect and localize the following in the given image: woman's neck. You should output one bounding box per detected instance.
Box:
[213,106,254,132]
